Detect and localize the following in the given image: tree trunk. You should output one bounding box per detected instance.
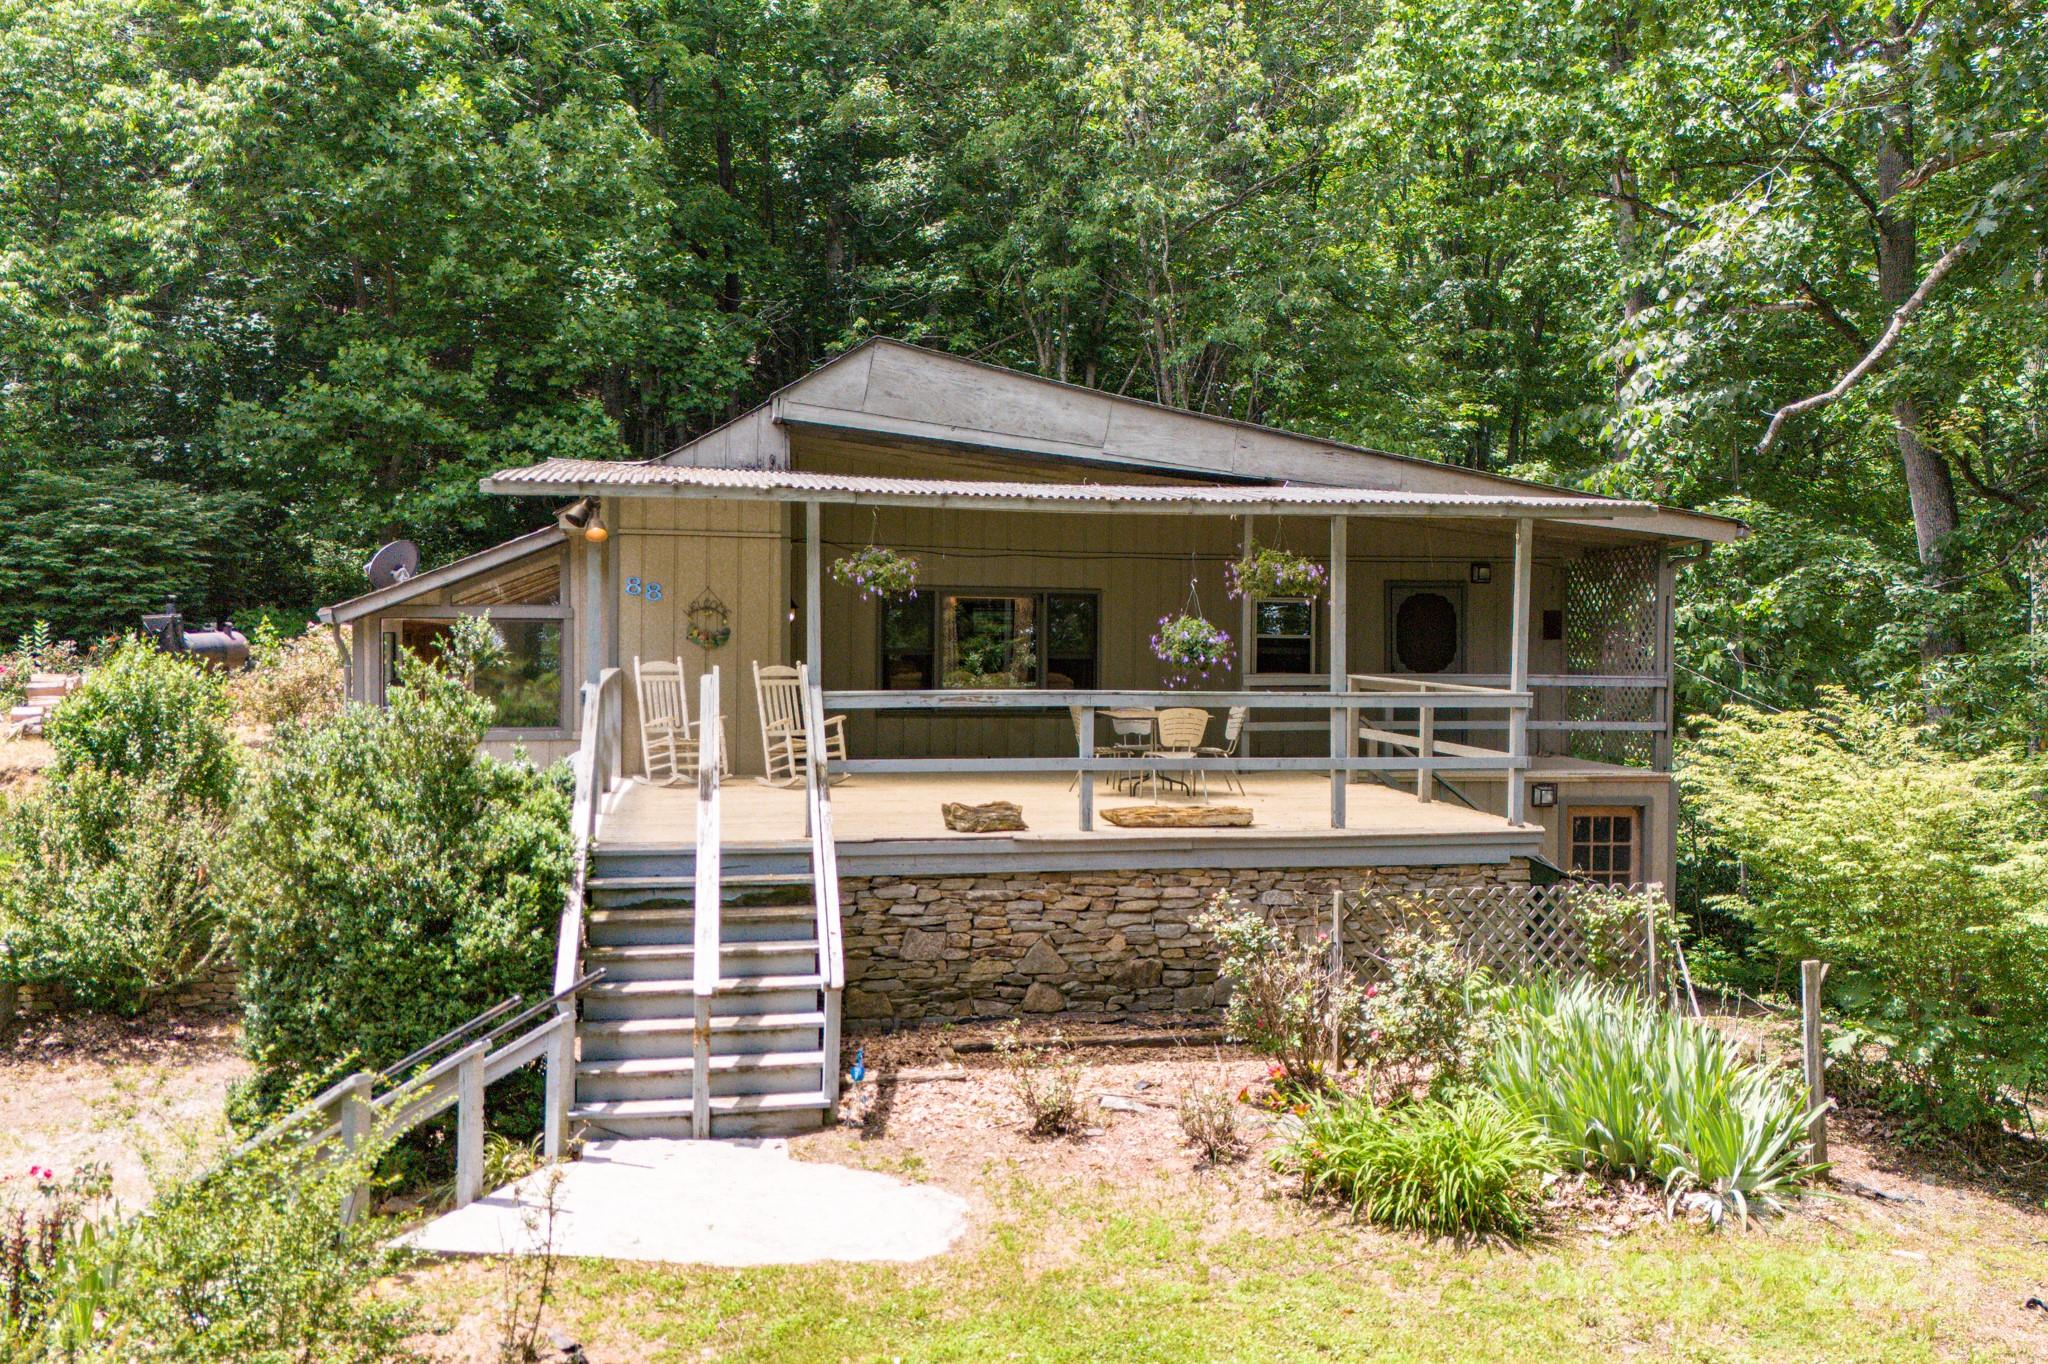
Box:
[1876,61,1964,661]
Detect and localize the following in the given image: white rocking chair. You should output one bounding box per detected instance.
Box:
[753,661,847,787]
[633,656,727,783]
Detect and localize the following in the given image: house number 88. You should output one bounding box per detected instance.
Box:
[627,577,664,603]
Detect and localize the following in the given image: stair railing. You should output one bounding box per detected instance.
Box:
[799,664,845,1103]
[690,667,723,1139]
[552,666,621,1127]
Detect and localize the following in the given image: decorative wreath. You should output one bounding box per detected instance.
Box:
[830,545,920,600]
[1227,544,1327,601]
[685,589,732,650]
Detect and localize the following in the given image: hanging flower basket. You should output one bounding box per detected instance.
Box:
[830,545,920,600]
[1152,613,1234,683]
[1227,544,1326,601]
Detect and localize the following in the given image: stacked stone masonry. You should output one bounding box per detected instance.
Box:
[842,861,1530,1024]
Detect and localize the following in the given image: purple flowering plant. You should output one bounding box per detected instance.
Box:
[1226,545,1326,601]
[830,545,920,600]
[1152,612,1234,683]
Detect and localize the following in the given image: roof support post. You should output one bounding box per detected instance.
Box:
[804,500,823,675]
[1238,516,1254,759]
[584,499,605,689]
[1507,517,1533,824]
[1328,515,1348,829]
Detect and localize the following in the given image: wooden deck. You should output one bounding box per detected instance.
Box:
[597,772,1537,875]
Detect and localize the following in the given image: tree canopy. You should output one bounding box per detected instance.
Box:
[0,0,2040,742]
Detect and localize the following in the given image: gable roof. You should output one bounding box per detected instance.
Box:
[645,337,1741,543]
[316,525,566,626]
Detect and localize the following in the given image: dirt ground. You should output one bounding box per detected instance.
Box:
[0,735,54,796]
[0,1009,249,1206]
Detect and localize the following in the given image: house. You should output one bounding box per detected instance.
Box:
[319,337,1740,1137]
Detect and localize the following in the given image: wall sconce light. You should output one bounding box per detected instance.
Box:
[582,507,608,544]
[787,600,799,624]
[1530,782,1557,809]
[1469,562,1492,584]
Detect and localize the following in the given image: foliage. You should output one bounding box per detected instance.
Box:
[994,1024,1087,1138]
[227,620,344,730]
[43,641,237,812]
[1225,545,1325,601]
[1195,895,1360,1092]
[1566,884,1673,985]
[829,546,920,601]
[1150,614,1234,684]
[1,1162,115,1351]
[224,616,570,1120]
[1485,980,1819,1226]
[1680,694,2048,1134]
[0,769,228,1014]
[1176,1085,1246,1165]
[1277,1092,1554,1239]
[1356,925,1495,1098]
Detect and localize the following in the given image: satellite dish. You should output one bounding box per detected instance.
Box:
[365,540,421,589]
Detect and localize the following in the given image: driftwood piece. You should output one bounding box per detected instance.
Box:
[1100,804,1252,828]
[942,800,1026,832]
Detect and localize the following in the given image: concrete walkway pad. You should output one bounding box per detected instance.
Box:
[403,1138,969,1266]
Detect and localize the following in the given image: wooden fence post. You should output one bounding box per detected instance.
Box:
[1326,890,1345,1075]
[1801,959,1830,1169]
[336,1071,375,1224]
[455,1046,486,1208]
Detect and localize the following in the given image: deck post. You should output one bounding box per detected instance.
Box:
[804,500,823,673]
[583,498,605,688]
[542,1013,572,1161]
[1507,517,1533,824]
[1077,705,1095,831]
[455,1044,486,1209]
[1417,705,1435,802]
[1654,552,1678,771]
[1238,516,1255,759]
[335,1071,374,1224]
[1328,516,1348,828]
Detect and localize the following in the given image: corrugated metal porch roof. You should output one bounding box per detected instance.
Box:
[479,459,1655,520]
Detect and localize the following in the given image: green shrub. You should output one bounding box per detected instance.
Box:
[1357,923,1495,1097]
[1681,692,2048,1134]
[0,769,228,1014]
[227,620,344,729]
[1196,894,1362,1091]
[1485,979,1818,1225]
[1278,1091,1554,1238]
[5,1124,417,1361]
[44,639,238,810]
[224,617,570,1120]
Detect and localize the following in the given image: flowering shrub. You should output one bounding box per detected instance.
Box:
[1356,925,1495,1098]
[1226,545,1326,601]
[1196,894,1361,1092]
[1151,613,1234,683]
[830,545,920,600]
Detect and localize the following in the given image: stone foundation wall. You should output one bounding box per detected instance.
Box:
[6,962,239,1020]
[842,861,1529,1024]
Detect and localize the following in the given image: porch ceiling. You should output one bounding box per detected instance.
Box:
[480,460,1656,521]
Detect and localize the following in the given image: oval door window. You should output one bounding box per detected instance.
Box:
[1393,591,1460,672]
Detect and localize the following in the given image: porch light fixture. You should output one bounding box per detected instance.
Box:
[1469,562,1492,584]
[788,600,798,624]
[1530,782,1557,808]
[582,508,608,544]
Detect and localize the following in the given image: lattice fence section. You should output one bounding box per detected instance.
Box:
[1563,544,1662,765]
[1345,882,1659,991]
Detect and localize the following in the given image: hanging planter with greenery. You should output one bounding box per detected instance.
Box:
[1152,613,1235,683]
[830,545,920,600]
[1227,544,1326,601]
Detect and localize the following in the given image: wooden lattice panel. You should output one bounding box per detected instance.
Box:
[1563,545,1661,766]
[1344,882,1655,990]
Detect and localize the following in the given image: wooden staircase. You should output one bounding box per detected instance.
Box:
[557,663,844,1143]
[571,867,837,1138]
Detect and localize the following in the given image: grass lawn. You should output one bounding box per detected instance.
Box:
[402,1035,2048,1363]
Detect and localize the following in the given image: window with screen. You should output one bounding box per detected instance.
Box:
[1253,598,1315,674]
[1567,806,1640,887]
[882,590,1097,691]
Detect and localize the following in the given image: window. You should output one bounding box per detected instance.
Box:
[1568,806,1640,887]
[1252,598,1316,674]
[882,590,1098,691]
[1387,583,1464,673]
[385,618,566,730]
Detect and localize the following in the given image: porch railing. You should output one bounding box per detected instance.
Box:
[800,664,845,1103]
[690,668,723,1139]
[550,665,622,1128]
[821,685,1532,830]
